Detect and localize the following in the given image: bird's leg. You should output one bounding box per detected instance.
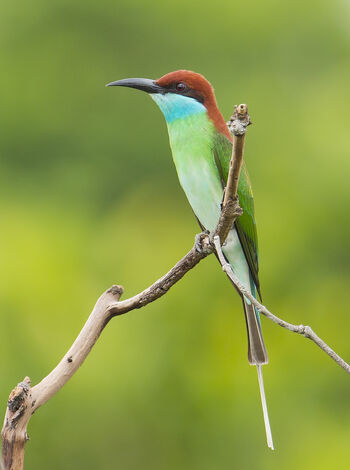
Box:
[195,231,212,254]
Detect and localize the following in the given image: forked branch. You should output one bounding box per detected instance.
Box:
[2,105,348,470]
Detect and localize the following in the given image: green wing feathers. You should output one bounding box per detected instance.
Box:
[213,132,261,298]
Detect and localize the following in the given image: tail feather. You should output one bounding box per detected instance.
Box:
[242,298,274,449]
[257,365,274,450]
[242,298,268,365]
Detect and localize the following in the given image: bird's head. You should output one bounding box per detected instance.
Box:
[107,70,231,139]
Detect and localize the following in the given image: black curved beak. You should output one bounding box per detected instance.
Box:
[106,78,163,94]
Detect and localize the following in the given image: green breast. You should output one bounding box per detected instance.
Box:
[167,112,223,231]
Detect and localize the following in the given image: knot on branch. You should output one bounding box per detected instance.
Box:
[213,196,243,245]
[3,377,32,435]
[221,262,232,275]
[7,378,31,415]
[222,195,243,218]
[195,232,212,254]
[299,325,313,338]
[227,104,251,136]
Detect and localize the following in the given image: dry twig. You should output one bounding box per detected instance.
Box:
[214,104,250,244]
[1,106,246,470]
[213,236,350,374]
[2,105,348,470]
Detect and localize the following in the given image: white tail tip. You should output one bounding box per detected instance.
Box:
[256,364,274,450]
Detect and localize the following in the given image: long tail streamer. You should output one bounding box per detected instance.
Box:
[256,364,274,450]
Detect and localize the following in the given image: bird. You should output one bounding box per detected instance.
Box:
[107,70,273,449]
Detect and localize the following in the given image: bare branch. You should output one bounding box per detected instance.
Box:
[1,378,31,470]
[214,104,250,244]
[31,286,123,409]
[0,148,246,467]
[0,242,206,470]
[1,103,250,469]
[213,235,350,374]
[223,103,250,205]
[2,103,348,470]
[0,99,246,470]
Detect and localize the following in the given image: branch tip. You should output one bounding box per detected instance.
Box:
[107,285,124,297]
[227,103,251,136]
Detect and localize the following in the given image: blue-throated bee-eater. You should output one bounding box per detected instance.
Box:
[107,70,274,449]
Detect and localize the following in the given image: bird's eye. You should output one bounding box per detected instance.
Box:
[175,82,187,92]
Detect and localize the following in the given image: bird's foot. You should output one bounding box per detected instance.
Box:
[195,231,212,254]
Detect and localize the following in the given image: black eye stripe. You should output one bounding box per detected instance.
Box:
[161,81,205,104]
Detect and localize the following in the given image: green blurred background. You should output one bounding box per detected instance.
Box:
[1,0,350,468]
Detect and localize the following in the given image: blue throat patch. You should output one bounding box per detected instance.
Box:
[151,93,206,123]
